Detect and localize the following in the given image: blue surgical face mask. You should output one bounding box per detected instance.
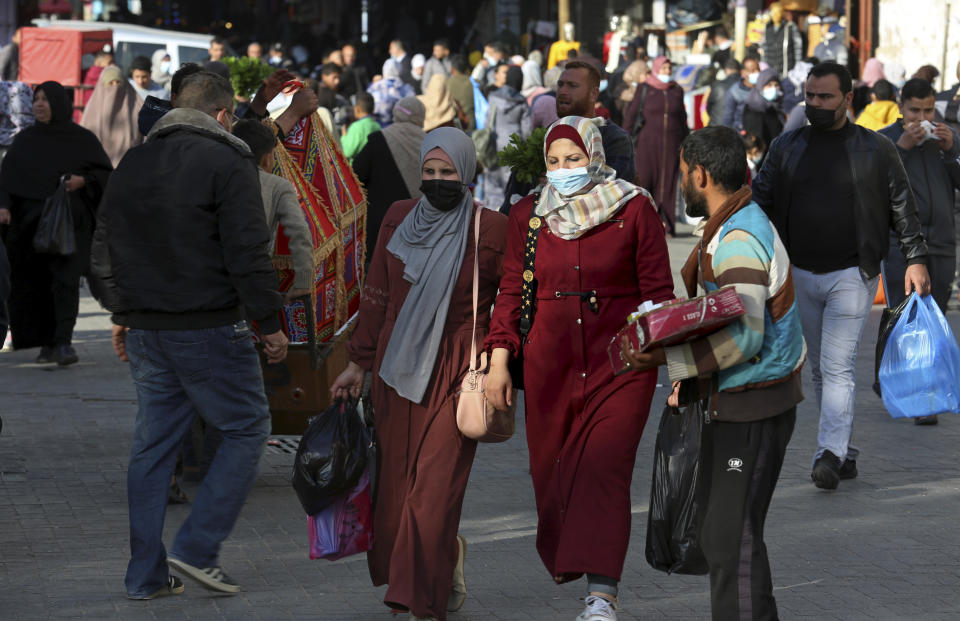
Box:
[546,166,592,195]
[762,86,779,101]
[657,73,672,83]
[747,72,759,85]
[160,60,171,74]
[599,79,608,92]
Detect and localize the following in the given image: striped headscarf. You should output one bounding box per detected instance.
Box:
[535,116,643,240]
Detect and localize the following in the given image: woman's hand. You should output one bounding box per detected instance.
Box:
[484,348,514,411]
[65,174,86,192]
[0,208,10,225]
[331,361,365,400]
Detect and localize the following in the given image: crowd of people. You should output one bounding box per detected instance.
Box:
[1,17,960,621]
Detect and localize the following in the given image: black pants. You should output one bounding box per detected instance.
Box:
[700,408,796,621]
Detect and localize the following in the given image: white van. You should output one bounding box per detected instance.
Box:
[30,19,234,72]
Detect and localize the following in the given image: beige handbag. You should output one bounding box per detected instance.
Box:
[456,207,516,443]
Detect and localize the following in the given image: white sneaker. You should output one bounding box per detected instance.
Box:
[576,595,618,621]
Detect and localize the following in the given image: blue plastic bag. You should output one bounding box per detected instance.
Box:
[878,293,960,418]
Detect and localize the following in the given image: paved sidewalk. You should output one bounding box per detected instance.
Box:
[3,235,960,620]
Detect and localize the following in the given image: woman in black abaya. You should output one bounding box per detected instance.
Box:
[0,82,111,365]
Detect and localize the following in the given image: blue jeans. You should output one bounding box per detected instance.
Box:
[792,267,877,465]
[123,322,271,597]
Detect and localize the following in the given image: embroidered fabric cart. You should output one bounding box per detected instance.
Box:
[257,112,367,434]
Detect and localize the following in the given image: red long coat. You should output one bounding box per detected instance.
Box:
[347,199,507,620]
[624,81,689,236]
[485,193,675,582]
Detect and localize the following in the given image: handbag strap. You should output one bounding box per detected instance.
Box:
[468,205,483,372]
[519,194,543,338]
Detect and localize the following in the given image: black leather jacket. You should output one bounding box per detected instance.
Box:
[752,122,927,279]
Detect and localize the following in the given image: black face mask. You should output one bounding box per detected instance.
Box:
[805,105,841,130]
[420,179,465,211]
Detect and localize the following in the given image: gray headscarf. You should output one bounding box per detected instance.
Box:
[379,127,477,403]
[382,95,426,198]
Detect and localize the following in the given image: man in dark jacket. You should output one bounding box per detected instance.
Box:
[706,58,740,126]
[752,62,930,491]
[91,71,287,599]
[720,55,760,130]
[879,79,960,424]
[557,60,636,182]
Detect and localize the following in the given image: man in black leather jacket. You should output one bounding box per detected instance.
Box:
[752,62,931,491]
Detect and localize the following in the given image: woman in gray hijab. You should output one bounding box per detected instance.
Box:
[332,127,507,621]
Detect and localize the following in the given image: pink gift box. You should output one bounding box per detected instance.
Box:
[608,286,746,374]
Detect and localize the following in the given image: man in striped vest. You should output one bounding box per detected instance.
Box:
[623,125,805,620]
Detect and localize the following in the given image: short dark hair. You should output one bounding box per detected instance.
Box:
[176,71,234,115]
[211,36,226,46]
[434,38,450,50]
[742,132,765,153]
[450,54,469,74]
[870,79,896,102]
[680,126,747,194]
[900,77,935,103]
[390,39,406,52]
[355,92,374,114]
[171,63,204,97]
[488,41,507,56]
[232,119,276,161]
[130,55,151,73]
[320,62,342,77]
[562,60,601,89]
[315,85,336,110]
[912,64,940,82]
[741,54,760,70]
[807,62,853,94]
[723,57,741,72]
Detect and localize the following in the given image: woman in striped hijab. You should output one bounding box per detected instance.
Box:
[484,116,675,621]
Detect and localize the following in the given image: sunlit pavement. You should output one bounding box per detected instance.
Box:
[3,231,960,620]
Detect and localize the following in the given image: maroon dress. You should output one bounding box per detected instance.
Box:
[346,198,507,620]
[624,80,689,236]
[484,193,675,582]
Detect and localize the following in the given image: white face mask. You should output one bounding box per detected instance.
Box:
[160,60,171,74]
[657,73,671,83]
[747,72,759,85]
[762,86,779,101]
[599,79,608,92]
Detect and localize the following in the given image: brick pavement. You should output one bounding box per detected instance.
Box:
[3,235,960,620]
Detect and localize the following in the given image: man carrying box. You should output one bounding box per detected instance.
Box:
[622,125,805,621]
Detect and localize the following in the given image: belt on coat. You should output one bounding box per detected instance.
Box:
[538,287,641,314]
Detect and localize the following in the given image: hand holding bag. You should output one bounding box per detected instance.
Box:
[456,207,516,442]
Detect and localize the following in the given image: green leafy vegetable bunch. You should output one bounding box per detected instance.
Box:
[497,127,548,184]
[222,56,274,100]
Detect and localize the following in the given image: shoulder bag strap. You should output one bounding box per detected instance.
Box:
[519,194,543,339]
[468,206,483,372]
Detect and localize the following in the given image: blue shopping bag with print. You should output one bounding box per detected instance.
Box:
[879,293,960,418]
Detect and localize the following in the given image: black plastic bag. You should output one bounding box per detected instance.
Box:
[292,397,374,516]
[33,180,76,256]
[645,401,710,575]
[873,294,912,397]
